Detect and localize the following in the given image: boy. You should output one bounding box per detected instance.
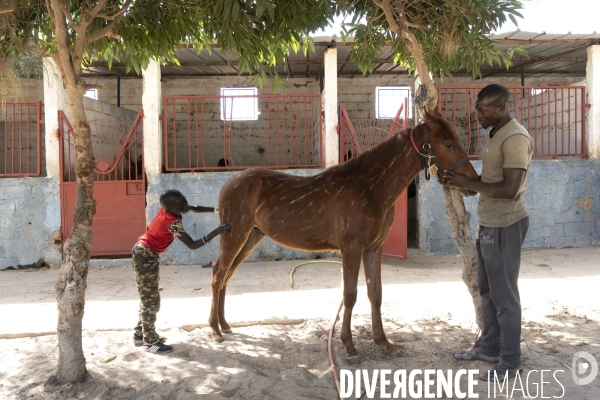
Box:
[132,189,230,354]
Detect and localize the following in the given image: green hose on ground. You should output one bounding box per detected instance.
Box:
[289,260,342,288]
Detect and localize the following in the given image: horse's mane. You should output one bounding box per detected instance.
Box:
[337,126,415,174]
[336,113,459,174]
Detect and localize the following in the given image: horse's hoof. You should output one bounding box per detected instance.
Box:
[212,336,224,343]
[347,355,362,365]
[221,328,232,333]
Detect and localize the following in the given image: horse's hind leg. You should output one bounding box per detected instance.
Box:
[217,228,265,334]
[210,227,265,342]
[363,245,401,357]
[339,245,363,365]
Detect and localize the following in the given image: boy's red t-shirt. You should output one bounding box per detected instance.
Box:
[138,208,182,254]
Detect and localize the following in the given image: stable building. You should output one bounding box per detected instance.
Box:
[1,31,599,269]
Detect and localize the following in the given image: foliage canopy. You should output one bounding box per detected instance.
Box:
[339,0,526,79]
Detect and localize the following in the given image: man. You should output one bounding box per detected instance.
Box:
[440,84,533,381]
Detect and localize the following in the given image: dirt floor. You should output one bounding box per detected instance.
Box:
[1,247,599,399]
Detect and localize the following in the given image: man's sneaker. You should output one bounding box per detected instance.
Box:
[133,333,166,347]
[143,341,174,354]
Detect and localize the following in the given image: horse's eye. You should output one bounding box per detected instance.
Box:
[446,144,454,149]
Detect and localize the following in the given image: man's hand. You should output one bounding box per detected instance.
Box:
[439,171,472,190]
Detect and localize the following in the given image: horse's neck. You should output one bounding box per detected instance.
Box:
[355,131,422,208]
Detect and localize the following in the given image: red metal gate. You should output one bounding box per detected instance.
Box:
[438,85,589,158]
[339,100,409,259]
[161,94,322,170]
[59,111,145,256]
[1,101,43,177]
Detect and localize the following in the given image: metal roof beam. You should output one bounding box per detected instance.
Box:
[481,44,590,78]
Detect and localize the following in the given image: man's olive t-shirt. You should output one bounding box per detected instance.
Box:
[477,119,533,227]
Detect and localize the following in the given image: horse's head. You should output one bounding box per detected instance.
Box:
[415,108,479,195]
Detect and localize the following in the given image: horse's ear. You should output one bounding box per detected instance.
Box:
[424,109,441,129]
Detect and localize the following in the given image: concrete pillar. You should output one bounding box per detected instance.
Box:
[42,58,68,179]
[322,46,338,167]
[142,59,162,174]
[586,45,600,159]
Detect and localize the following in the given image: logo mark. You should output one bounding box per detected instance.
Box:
[572,351,598,386]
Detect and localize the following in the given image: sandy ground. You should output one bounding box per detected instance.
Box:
[1,247,599,400]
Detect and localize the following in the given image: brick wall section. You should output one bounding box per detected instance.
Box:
[418,159,600,254]
[146,169,338,266]
[0,177,62,269]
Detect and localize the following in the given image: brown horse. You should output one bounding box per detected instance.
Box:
[211,109,478,364]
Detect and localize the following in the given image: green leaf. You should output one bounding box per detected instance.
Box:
[232,1,240,22]
[223,0,233,21]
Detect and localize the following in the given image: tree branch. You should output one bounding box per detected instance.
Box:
[61,4,79,34]
[49,0,78,85]
[86,0,132,43]
[405,21,427,30]
[372,0,436,113]
[87,0,110,20]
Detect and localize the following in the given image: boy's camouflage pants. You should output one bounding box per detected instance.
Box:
[132,246,161,345]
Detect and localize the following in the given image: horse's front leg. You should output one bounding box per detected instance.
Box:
[339,245,363,365]
[363,245,402,357]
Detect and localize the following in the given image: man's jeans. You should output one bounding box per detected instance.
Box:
[476,217,529,368]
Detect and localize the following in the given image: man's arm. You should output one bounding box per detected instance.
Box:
[440,168,526,199]
[177,224,231,250]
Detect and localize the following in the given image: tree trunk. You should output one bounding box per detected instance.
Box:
[374,0,483,331]
[442,187,483,328]
[47,82,96,385]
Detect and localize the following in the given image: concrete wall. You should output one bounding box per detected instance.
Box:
[146,169,338,265]
[418,159,600,254]
[3,78,44,102]
[0,177,62,269]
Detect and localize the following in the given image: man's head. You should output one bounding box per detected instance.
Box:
[160,189,189,216]
[475,84,511,129]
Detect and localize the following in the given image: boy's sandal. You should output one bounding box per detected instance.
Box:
[479,363,523,382]
[452,349,500,364]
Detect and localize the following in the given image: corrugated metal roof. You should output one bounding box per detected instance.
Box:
[82,31,600,79]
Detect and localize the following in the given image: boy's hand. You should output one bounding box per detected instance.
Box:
[217,224,231,235]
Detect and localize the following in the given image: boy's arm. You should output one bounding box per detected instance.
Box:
[189,205,219,213]
[177,224,231,250]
